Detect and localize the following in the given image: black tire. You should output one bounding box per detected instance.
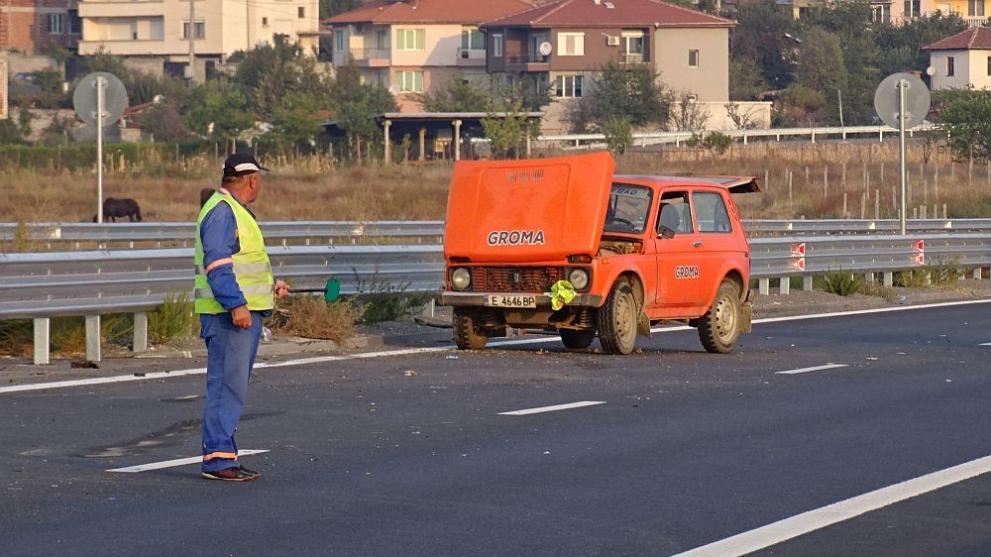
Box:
[698,280,742,354]
[560,330,596,350]
[597,281,638,355]
[453,308,488,350]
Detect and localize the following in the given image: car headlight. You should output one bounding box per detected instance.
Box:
[568,268,589,290]
[451,267,471,291]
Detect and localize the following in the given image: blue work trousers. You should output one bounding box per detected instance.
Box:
[200,311,262,472]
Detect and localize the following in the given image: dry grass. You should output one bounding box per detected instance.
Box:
[266,296,360,342]
[2,141,990,224]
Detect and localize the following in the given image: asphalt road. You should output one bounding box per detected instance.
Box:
[2,302,990,556]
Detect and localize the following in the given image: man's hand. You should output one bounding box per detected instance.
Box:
[275,280,290,300]
[231,305,252,329]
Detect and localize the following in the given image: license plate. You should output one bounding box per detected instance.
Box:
[486,295,537,308]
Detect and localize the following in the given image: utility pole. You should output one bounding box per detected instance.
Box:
[187,0,195,82]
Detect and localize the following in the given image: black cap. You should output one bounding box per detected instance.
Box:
[222,153,269,177]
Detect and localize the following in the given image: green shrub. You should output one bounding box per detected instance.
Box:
[815,271,862,296]
[149,293,197,344]
[358,292,434,325]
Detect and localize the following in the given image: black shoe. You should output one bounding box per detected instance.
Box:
[201,466,261,482]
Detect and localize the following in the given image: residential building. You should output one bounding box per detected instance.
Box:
[895,0,988,26]
[481,0,769,132]
[1,0,80,53]
[325,0,533,111]
[923,26,991,90]
[77,0,319,81]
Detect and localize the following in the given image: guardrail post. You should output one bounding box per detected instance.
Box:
[85,315,101,363]
[133,312,148,353]
[33,318,50,365]
[779,277,790,295]
[974,268,983,280]
[883,272,894,287]
[864,272,874,285]
[758,278,770,296]
[802,276,813,291]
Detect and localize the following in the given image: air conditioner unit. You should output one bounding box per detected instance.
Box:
[606,35,620,46]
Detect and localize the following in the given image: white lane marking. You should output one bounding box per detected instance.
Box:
[3,299,989,396]
[106,449,269,473]
[775,363,849,375]
[669,454,991,557]
[980,343,991,347]
[498,401,606,416]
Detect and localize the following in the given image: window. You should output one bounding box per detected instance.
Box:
[68,10,81,34]
[557,32,585,56]
[947,56,955,77]
[870,4,889,23]
[492,33,503,57]
[298,6,306,18]
[396,70,423,93]
[604,184,653,234]
[262,17,269,27]
[657,192,694,235]
[397,29,425,51]
[47,13,64,34]
[376,29,389,49]
[461,28,484,50]
[182,21,205,40]
[987,55,991,76]
[622,31,644,54]
[969,0,985,16]
[903,0,920,17]
[688,49,700,68]
[556,74,583,98]
[334,29,346,51]
[693,192,732,233]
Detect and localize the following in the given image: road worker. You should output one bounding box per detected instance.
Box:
[194,153,290,482]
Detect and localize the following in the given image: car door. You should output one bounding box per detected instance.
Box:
[653,190,702,311]
[691,189,737,304]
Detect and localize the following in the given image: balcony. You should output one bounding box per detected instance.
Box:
[349,48,390,67]
[962,15,988,26]
[619,52,644,65]
[457,47,486,67]
[505,53,550,72]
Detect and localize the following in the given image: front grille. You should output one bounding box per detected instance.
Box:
[473,266,562,293]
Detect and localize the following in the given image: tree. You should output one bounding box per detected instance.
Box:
[186,79,254,142]
[589,62,672,127]
[229,34,329,119]
[731,0,797,90]
[132,101,192,142]
[329,65,397,157]
[730,56,766,101]
[320,0,358,18]
[482,98,535,159]
[670,91,712,132]
[935,90,991,160]
[791,27,847,123]
[416,77,489,112]
[602,115,633,155]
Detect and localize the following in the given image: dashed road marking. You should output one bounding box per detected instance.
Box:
[106,449,269,473]
[775,363,849,375]
[499,401,606,416]
[669,454,991,557]
[4,299,990,396]
[980,343,991,347]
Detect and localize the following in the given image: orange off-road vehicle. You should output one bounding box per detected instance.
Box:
[440,152,758,355]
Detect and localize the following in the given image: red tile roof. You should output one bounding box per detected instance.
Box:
[325,0,536,25]
[481,0,734,28]
[923,27,991,51]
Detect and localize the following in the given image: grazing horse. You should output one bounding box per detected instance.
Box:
[200,188,217,208]
[94,198,142,222]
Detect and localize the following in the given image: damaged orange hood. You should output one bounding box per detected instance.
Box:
[444,152,616,263]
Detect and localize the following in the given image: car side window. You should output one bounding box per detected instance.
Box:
[656,191,694,235]
[693,192,732,233]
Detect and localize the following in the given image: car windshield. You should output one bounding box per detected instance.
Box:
[604,184,652,234]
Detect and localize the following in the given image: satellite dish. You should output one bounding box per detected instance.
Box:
[873,72,930,130]
[539,41,553,57]
[925,66,936,76]
[72,72,128,127]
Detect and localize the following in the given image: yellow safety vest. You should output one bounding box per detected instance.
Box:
[194,191,275,314]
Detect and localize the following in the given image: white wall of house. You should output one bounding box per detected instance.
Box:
[654,27,729,102]
[967,49,991,89]
[929,50,978,90]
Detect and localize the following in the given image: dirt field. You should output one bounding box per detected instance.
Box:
[2,141,990,223]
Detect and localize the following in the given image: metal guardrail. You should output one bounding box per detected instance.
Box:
[5,219,991,248]
[3,233,990,364]
[537,123,937,148]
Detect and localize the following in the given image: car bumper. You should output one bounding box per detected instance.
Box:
[440,292,603,308]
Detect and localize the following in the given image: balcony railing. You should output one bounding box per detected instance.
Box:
[457,47,485,65]
[349,48,390,61]
[962,14,988,27]
[620,52,644,65]
[506,53,550,65]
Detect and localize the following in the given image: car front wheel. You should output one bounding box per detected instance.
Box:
[597,281,638,355]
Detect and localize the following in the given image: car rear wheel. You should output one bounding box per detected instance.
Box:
[560,330,596,350]
[597,281,638,355]
[453,308,488,350]
[698,280,741,354]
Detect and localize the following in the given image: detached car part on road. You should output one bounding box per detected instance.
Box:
[440,152,757,355]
